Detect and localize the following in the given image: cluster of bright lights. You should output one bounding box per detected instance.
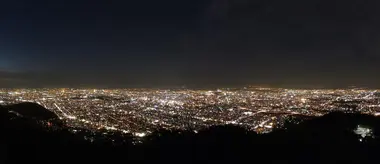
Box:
[0,88,380,137]
[354,125,374,141]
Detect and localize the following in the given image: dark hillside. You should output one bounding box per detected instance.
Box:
[0,103,379,164]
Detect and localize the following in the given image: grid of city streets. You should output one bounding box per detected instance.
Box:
[1,87,380,137]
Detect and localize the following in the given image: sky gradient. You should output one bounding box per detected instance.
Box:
[1,0,380,88]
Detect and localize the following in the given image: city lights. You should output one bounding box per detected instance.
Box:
[1,88,380,137]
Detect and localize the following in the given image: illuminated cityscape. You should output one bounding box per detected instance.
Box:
[1,87,380,137]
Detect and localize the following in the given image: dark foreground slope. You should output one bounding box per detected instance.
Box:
[0,103,380,164]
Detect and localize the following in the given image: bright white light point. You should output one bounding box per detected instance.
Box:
[135,132,146,137]
[67,115,77,120]
[264,125,272,128]
[300,98,307,103]
[243,112,253,115]
[354,125,373,139]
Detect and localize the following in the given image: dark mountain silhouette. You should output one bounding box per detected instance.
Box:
[3,102,59,120]
[0,103,380,164]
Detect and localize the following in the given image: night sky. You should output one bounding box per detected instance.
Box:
[1,0,380,88]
